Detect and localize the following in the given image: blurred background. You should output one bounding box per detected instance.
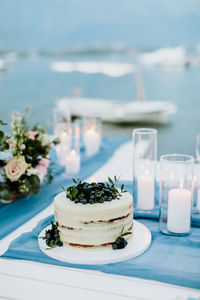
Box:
[0,0,200,156]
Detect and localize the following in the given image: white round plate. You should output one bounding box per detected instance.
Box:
[38,220,151,265]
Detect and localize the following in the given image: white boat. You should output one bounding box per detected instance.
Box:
[56,97,176,124]
[139,46,189,70]
[51,61,177,124]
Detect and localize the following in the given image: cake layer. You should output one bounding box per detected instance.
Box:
[55,191,133,220]
[59,219,133,245]
[54,190,133,246]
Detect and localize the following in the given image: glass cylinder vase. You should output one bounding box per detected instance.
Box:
[53,107,71,137]
[193,159,200,213]
[65,145,80,176]
[159,154,194,236]
[56,122,72,165]
[196,133,200,160]
[132,128,157,211]
[83,117,102,157]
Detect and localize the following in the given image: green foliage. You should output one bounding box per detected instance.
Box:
[41,221,63,249]
[24,138,47,167]
[0,120,8,126]
[0,183,11,200]
[106,176,127,199]
[0,126,9,151]
[0,109,60,201]
[23,175,40,195]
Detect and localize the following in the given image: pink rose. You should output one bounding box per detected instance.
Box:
[7,138,16,149]
[9,143,16,149]
[27,131,38,140]
[36,158,49,182]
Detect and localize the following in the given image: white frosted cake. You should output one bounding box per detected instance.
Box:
[54,189,133,248]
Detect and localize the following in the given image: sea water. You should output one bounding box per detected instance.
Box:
[0,53,199,158]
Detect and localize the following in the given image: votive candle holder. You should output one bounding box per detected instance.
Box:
[83,117,102,157]
[159,154,194,236]
[132,128,157,211]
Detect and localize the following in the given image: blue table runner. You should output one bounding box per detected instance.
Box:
[0,138,126,240]
[3,213,200,290]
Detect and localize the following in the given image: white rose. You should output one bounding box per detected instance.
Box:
[38,173,44,183]
[41,134,50,146]
[27,168,40,177]
[4,156,29,182]
[20,144,26,150]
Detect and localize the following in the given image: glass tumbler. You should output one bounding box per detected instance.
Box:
[83,117,102,157]
[159,154,194,236]
[193,159,200,213]
[132,128,157,211]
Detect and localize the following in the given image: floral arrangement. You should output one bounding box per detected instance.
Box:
[0,109,59,202]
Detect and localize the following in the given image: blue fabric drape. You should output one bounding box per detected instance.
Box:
[3,213,200,289]
[0,138,126,239]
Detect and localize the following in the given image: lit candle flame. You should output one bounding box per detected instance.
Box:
[60,129,65,136]
[61,132,67,139]
[70,149,76,156]
[87,128,96,135]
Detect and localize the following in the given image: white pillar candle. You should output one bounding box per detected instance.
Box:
[197,189,200,213]
[56,144,66,165]
[60,145,68,165]
[54,121,67,138]
[60,132,71,149]
[58,132,72,165]
[137,176,155,210]
[65,149,80,175]
[56,144,61,157]
[84,128,101,157]
[167,188,191,234]
[75,126,80,149]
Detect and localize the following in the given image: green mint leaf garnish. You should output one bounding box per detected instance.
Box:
[112,227,132,250]
[108,177,114,185]
[120,232,132,237]
[61,185,66,193]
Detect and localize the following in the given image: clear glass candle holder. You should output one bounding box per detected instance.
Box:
[159,154,194,236]
[65,145,80,175]
[56,122,73,165]
[73,119,81,150]
[83,117,102,157]
[196,134,200,160]
[53,106,70,125]
[53,106,71,137]
[54,121,66,139]
[132,128,157,211]
[193,159,200,213]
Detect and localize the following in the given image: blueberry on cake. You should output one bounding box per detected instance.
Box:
[54,177,133,248]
